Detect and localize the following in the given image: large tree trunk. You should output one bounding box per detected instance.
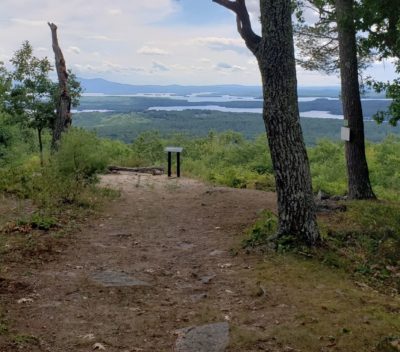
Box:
[214,0,320,246]
[258,0,320,245]
[48,22,71,150]
[335,0,376,199]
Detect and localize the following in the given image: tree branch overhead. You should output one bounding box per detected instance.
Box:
[213,0,261,54]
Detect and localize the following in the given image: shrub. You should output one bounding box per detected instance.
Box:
[308,140,347,196]
[53,129,109,182]
[131,131,165,166]
[0,116,37,168]
[29,129,110,206]
[0,128,115,208]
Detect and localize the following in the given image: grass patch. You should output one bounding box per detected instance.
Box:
[377,337,400,351]
[242,210,277,248]
[11,334,40,347]
[242,255,400,351]
[0,189,117,265]
[0,129,121,265]
[0,310,8,336]
[319,200,400,293]
[243,201,400,293]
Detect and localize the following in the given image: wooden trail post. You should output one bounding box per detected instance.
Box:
[165,147,183,177]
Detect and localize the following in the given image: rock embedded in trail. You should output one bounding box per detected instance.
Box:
[175,322,229,352]
[90,271,150,287]
[209,250,225,256]
[190,292,208,302]
[200,275,216,284]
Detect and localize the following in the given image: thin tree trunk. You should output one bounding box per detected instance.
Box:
[335,0,376,199]
[38,128,44,167]
[48,22,71,150]
[258,0,320,245]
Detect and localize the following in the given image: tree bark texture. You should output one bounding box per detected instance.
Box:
[214,0,320,245]
[335,0,376,199]
[48,23,71,149]
[258,0,319,244]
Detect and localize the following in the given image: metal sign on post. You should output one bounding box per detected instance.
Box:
[341,127,350,141]
[165,147,183,177]
[341,119,351,142]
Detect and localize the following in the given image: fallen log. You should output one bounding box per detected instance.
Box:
[108,166,164,175]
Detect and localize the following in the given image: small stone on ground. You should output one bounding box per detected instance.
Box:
[175,322,229,352]
[90,271,150,287]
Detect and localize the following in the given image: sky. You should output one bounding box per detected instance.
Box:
[0,0,397,86]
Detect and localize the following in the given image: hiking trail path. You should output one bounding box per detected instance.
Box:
[3,173,399,352]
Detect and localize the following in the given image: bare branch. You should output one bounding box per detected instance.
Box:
[48,22,68,83]
[48,22,72,148]
[213,0,238,11]
[213,0,261,55]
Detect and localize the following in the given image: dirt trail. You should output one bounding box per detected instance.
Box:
[2,173,278,351]
[2,173,399,352]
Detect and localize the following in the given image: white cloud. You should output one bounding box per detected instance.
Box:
[0,54,9,62]
[11,18,47,27]
[74,60,146,75]
[128,67,146,73]
[246,0,260,16]
[137,46,169,56]
[170,64,189,71]
[68,46,81,54]
[103,60,123,70]
[0,0,390,85]
[192,37,248,55]
[108,9,122,16]
[85,35,121,42]
[215,62,246,72]
[152,61,170,72]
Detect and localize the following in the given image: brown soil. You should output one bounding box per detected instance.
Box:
[0,173,398,352]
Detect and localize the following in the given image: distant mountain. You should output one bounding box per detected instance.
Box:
[78,77,384,98]
[78,78,262,97]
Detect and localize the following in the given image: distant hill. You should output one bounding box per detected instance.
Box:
[78,78,262,97]
[78,77,385,99]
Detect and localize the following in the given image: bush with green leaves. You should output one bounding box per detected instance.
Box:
[0,128,120,208]
[53,129,109,182]
[0,114,36,167]
[0,157,39,197]
[368,136,400,200]
[130,130,165,166]
[2,125,400,209]
[155,131,275,190]
[105,130,400,200]
[308,140,347,195]
[29,129,110,206]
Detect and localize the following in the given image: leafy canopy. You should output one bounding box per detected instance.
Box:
[295,0,400,125]
[7,41,54,133]
[6,41,82,132]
